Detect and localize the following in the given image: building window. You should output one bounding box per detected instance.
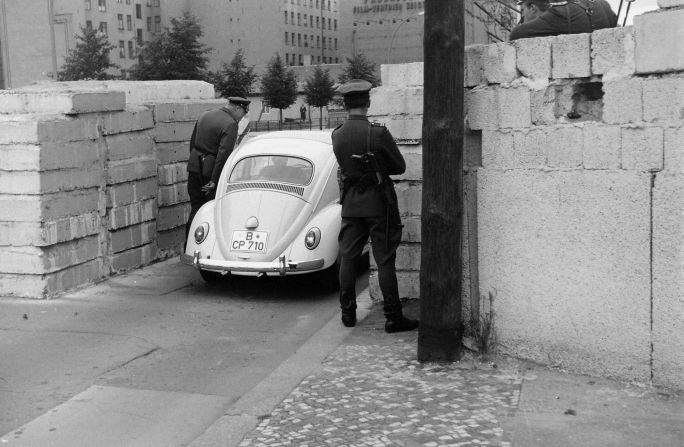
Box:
[146,17,152,31]
[297,33,301,47]
[117,0,122,3]
[303,14,307,26]
[284,32,288,45]
[98,0,106,12]
[154,16,161,33]
[99,21,108,35]
[322,17,325,30]
[334,38,337,50]
[128,41,135,58]
[299,54,303,66]
[119,40,125,58]
[117,14,124,30]
[136,4,142,18]
[127,15,132,30]
[297,13,300,26]
[310,15,313,27]
[285,54,289,65]
[328,37,332,49]
[322,37,326,49]
[334,19,337,30]
[290,12,294,24]
[322,56,326,64]
[86,20,93,30]
[316,36,320,48]
[316,17,319,28]
[304,34,308,47]
[153,0,159,6]
[328,18,331,29]
[126,0,131,4]
[284,11,287,24]
[137,28,143,44]
[291,32,295,46]
[85,0,91,11]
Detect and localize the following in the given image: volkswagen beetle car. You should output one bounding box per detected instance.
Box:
[181,130,342,286]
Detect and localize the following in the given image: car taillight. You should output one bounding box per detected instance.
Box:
[304,227,321,250]
[194,222,209,244]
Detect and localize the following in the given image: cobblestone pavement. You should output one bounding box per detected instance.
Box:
[239,307,523,447]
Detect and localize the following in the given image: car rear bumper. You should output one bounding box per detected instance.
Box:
[180,251,325,276]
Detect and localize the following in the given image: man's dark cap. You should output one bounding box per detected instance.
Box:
[337,79,372,97]
[228,96,251,107]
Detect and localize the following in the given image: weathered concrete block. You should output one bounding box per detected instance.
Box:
[381,62,424,88]
[0,89,125,114]
[530,87,558,126]
[0,164,102,194]
[0,235,100,274]
[107,156,157,185]
[109,221,157,254]
[401,215,421,243]
[109,242,157,273]
[382,116,423,143]
[515,36,552,80]
[369,270,420,301]
[157,203,189,231]
[105,132,155,161]
[621,126,664,172]
[0,115,100,144]
[642,75,684,123]
[158,182,190,207]
[153,121,196,143]
[591,26,636,77]
[152,100,225,123]
[395,182,422,217]
[0,140,104,172]
[484,42,517,84]
[478,169,652,382]
[99,107,155,135]
[98,80,214,103]
[0,212,101,247]
[465,44,487,87]
[498,86,532,129]
[466,86,497,130]
[664,126,684,173]
[482,130,515,170]
[158,162,188,186]
[552,33,591,79]
[368,86,423,116]
[157,141,190,165]
[582,124,621,170]
[465,130,483,168]
[157,226,186,259]
[396,147,422,182]
[634,8,684,74]
[658,0,684,7]
[547,125,583,168]
[108,198,157,230]
[602,78,643,124]
[0,189,100,222]
[0,258,103,299]
[513,128,548,168]
[652,172,684,390]
[107,178,158,208]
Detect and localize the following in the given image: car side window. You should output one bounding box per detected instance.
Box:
[230,155,313,185]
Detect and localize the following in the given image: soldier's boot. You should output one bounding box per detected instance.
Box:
[340,288,357,327]
[383,302,419,333]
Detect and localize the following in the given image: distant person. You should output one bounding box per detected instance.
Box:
[510,0,617,41]
[300,105,307,121]
[185,97,250,242]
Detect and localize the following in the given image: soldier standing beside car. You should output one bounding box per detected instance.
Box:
[185,96,250,244]
[332,79,419,333]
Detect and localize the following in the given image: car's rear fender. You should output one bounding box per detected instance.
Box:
[184,201,218,256]
[287,201,341,270]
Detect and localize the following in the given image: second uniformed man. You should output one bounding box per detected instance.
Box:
[332,79,419,333]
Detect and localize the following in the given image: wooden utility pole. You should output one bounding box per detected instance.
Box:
[418,0,465,362]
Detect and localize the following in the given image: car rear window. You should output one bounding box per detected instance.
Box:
[229,155,314,185]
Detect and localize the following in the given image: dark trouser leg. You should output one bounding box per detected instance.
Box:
[186,172,208,244]
[338,217,369,326]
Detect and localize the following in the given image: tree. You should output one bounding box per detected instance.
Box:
[261,54,298,126]
[418,0,465,362]
[303,66,336,130]
[338,53,379,87]
[130,11,211,80]
[57,26,118,81]
[208,49,258,98]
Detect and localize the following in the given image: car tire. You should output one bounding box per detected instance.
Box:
[199,269,224,283]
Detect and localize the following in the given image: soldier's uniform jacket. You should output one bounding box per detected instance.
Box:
[332,115,406,217]
[187,107,241,184]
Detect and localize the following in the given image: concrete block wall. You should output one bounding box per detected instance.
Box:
[0,81,216,298]
[369,5,683,390]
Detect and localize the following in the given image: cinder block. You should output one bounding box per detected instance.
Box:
[381,116,423,143]
[157,141,190,165]
[464,130,482,168]
[498,86,532,129]
[395,146,422,182]
[158,182,190,207]
[591,26,636,77]
[0,164,102,194]
[547,126,583,168]
[515,36,552,80]
[0,115,100,144]
[482,130,515,170]
[381,62,424,88]
[105,132,155,161]
[582,124,621,170]
[157,203,189,231]
[466,86,497,130]
[368,86,423,116]
[0,258,103,299]
[92,80,215,103]
[0,89,125,114]
[621,126,664,171]
[401,215,421,243]
[100,107,155,135]
[513,128,548,168]
[634,8,684,74]
[157,226,186,258]
[465,44,487,87]
[0,189,100,222]
[552,33,591,79]
[602,78,643,124]
[0,235,100,274]
[153,121,196,143]
[369,270,420,301]
[530,86,558,125]
[642,76,684,122]
[0,140,104,172]
[107,156,157,185]
[108,198,157,230]
[109,221,157,253]
[153,100,225,123]
[484,42,517,84]
[107,178,158,208]
[109,242,158,273]
[664,127,684,173]
[0,212,100,247]
[395,182,422,217]
[158,162,188,185]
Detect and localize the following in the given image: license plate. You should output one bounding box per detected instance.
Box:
[230,230,268,253]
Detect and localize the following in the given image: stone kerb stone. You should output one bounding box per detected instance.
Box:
[634,8,684,74]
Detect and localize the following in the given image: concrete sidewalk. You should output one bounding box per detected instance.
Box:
[214,300,683,447]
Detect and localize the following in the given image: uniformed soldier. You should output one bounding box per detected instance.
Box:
[332,79,419,333]
[185,97,250,243]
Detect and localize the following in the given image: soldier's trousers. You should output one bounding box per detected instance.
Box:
[338,214,403,317]
[185,171,215,243]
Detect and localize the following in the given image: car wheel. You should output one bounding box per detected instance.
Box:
[199,269,224,283]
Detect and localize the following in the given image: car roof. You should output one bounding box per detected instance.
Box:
[247,130,333,145]
[235,131,335,167]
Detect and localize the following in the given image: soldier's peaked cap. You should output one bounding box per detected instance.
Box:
[228,96,251,106]
[337,79,372,97]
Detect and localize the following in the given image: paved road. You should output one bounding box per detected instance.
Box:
[0,259,364,445]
